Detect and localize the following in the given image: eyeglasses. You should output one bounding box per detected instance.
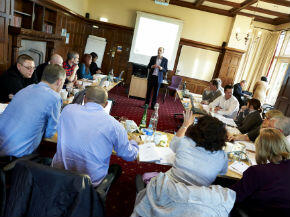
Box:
[20,63,35,71]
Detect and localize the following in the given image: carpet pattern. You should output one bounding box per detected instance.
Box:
[105,85,184,217]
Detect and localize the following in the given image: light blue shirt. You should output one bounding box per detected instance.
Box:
[167,136,228,187]
[52,102,139,186]
[0,82,62,157]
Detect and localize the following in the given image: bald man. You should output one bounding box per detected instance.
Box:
[35,54,63,82]
[52,86,139,187]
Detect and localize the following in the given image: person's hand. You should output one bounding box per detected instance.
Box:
[182,109,194,128]
[130,134,141,144]
[158,65,163,70]
[96,70,102,74]
[240,105,247,111]
[74,64,79,72]
[214,106,221,112]
[228,134,237,142]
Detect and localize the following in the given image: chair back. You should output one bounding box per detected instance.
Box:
[5,160,104,217]
[170,76,182,88]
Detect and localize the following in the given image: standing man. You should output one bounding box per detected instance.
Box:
[0,65,65,158]
[52,86,139,187]
[209,85,239,118]
[63,51,79,83]
[143,47,168,109]
[0,54,37,102]
[35,53,63,82]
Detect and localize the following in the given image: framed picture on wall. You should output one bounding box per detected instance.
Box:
[61,28,67,37]
[65,33,70,44]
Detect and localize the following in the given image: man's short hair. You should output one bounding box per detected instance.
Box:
[90,52,98,59]
[241,80,246,84]
[17,54,34,64]
[224,85,233,91]
[85,86,108,105]
[67,51,79,61]
[41,64,66,84]
[211,79,219,88]
[273,117,290,137]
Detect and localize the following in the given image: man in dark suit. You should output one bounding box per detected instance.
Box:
[233,80,251,107]
[0,54,38,103]
[143,47,168,109]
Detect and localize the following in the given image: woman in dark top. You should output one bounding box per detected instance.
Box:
[89,52,102,75]
[235,98,263,134]
[230,128,290,216]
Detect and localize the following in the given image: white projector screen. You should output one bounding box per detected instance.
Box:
[129,11,183,70]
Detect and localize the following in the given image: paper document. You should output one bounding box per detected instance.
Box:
[229,161,249,175]
[0,103,8,114]
[211,113,237,127]
[104,100,112,114]
[238,141,255,152]
[139,143,175,165]
[246,151,257,166]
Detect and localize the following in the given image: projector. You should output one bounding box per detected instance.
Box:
[155,0,170,6]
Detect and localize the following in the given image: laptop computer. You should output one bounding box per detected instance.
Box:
[99,76,107,87]
[189,95,208,115]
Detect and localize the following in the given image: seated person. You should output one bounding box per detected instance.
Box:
[233,80,251,106]
[35,53,63,82]
[209,85,239,118]
[131,111,235,217]
[230,128,290,216]
[90,52,102,75]
[52,86,139,187]
[0,65,65,158]
[0,54,37,103]
[229,109,284,142]
[63,51,79,83]
[77,53,93,80]
[235,98,263,134]
[216,78,224,93]
[201,79,223,105]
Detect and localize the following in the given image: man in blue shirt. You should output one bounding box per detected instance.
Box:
[52,86,139,187]
[0,64,66,158]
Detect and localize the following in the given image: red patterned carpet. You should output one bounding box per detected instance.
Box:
[105,85,184,217]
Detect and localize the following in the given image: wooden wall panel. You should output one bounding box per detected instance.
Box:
[181,76,209,95]
[216,48,244,86]
[0,0,11,73]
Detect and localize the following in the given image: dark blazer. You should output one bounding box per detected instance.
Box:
[147,56,168,84]
[35,62,48,82]
[0,65,38,103]
[238,110,263,134]
[5,160,104,217]
[233,83,245,105]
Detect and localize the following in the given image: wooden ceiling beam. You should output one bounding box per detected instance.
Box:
[237,11,275,24]
[206,0,239,7]
[273,17,290,25]
[246,5,289,18]
[230,0,258,14]
[170,0,232,16]
[207,0,288,18]
[195,0,206,7]
[260,0,290,7]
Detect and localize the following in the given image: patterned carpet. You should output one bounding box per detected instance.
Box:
[105,85,184,217]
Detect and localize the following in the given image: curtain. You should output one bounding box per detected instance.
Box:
[236,28,281,92]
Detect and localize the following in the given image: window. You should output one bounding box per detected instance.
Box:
[267,31,290,105]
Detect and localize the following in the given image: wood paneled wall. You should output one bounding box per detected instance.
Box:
[0,0,12,73]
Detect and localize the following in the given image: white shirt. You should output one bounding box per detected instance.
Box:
[209,95,239,118]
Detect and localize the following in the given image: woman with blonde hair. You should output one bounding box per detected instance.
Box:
[230,128,290,216]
